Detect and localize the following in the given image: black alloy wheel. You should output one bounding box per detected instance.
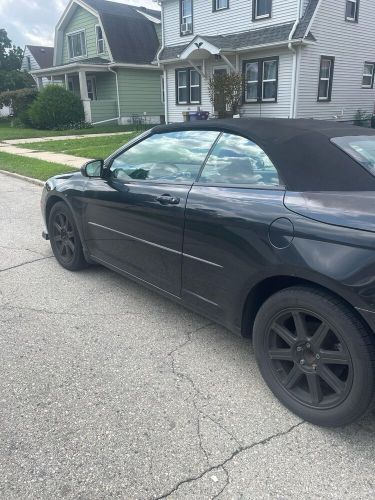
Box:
[266,309,353,409]
[52,212,76,264]
[48,201,88,271]
[253,286,375,427]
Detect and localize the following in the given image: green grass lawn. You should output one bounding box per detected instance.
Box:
[0,119,143,141]
[0,152,75,181]
[16,132,141,159]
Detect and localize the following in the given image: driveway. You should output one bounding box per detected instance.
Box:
[0,172,374,499]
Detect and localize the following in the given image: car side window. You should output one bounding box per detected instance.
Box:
[110,130,220,184]
[199,133,280,187]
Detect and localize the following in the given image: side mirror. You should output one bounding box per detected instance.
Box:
[81,159,104,178]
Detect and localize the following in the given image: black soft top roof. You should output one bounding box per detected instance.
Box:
[152,118,375,191]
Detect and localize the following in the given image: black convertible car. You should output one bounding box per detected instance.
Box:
[41,118,375,427]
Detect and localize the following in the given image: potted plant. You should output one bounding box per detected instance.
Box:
[208,72,244,118]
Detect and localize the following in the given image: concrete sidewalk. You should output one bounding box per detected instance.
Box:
[0,143,89,168]
[3,130,132,145]
[0,130,135,169]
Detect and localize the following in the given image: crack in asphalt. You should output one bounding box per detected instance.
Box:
[0,255,54,273]
[151,421,305,499]
[1,304,141,318]
[212,466,230,500]
[0,244,49,258]
[159,324,305,500]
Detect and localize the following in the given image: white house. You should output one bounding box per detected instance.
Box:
[157,0,375,123]
[21,45,54,85]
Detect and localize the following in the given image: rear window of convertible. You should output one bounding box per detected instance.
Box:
[331,136,375,176]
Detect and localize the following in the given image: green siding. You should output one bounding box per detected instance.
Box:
[95,72,117,100]
[91,100,118,123]
[62,6,109,64]
[117,68,164,117]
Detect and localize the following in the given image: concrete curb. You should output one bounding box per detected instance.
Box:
[0,169,44,187]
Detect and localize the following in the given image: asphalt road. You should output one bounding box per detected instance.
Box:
[0,172,374,500]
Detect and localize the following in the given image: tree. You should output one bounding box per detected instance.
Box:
[208,72,244,117]
[0,28,33,93]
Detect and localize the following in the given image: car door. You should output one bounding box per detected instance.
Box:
[82,129,220,296]
[182,132,289,329]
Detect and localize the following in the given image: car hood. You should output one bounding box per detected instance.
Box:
[284,191,375,233]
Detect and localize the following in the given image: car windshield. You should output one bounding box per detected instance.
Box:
[331,136,375,176]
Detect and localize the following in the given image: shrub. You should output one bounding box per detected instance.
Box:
[28,85,85,129]
[208,72,244,117]
[0,87,38,124]
[354,109,372,127]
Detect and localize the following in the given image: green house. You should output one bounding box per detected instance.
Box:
[32,0,164,125]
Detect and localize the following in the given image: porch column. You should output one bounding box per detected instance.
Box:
[65,74,69,91]
[78,70,92,123]
[51,75,55,84]
[37,77,43,89]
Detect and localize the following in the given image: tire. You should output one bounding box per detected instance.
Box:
[48,201,88,271]
[253,286,375,427]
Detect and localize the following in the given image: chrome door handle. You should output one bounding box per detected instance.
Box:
[156,195,180,205]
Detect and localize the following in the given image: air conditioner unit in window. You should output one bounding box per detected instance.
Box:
[181,23,192,34]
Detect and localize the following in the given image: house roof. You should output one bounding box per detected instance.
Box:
[26,45,54,68]
[158,21,315,62]
[293,0,320,39]
[158,0,320,63]
[81,0,161,64]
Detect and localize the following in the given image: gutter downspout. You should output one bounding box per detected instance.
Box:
[288,0,303,119]
[108,65,121,124]
[156,1,168,123]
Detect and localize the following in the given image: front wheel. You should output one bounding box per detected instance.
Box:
[253,286,375,427]
[48,201,88,271]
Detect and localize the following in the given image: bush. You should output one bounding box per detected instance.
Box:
[0,87,38,124]
[28,85,85,130]
[354,109,372,127]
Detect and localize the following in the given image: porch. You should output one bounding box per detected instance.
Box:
[32,62,119,125]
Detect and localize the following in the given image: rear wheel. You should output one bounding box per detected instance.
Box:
[253,286,375,427]
[48,201,88,271]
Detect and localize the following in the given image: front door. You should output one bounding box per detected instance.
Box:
[82,130,220,296]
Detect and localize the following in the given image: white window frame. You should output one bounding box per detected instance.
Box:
[244,57,278,103]
[318,57,334,102]
[160,75,165,104]
[96,25,105,55]
[190,69,200,104]
[214,0,229,11]
[68,77,75,93]
[245,61,259,103]
[177,69,188,104]
[262,59,278,102]
[345,0,358,22]
[362,62,375,89]
[86,76,97,101]
[180,0,193,34]
[67,29,87,60]
[254,0,271,20]
[26,56,31,71]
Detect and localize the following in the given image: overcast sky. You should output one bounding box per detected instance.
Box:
[0,0,160,48]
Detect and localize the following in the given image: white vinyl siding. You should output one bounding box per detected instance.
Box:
[163,0,297,46]
[362,63,375,89]
[21,47,40,73]
[165,49,293,122]
[296,0,375,120]
[21,47,50,85]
